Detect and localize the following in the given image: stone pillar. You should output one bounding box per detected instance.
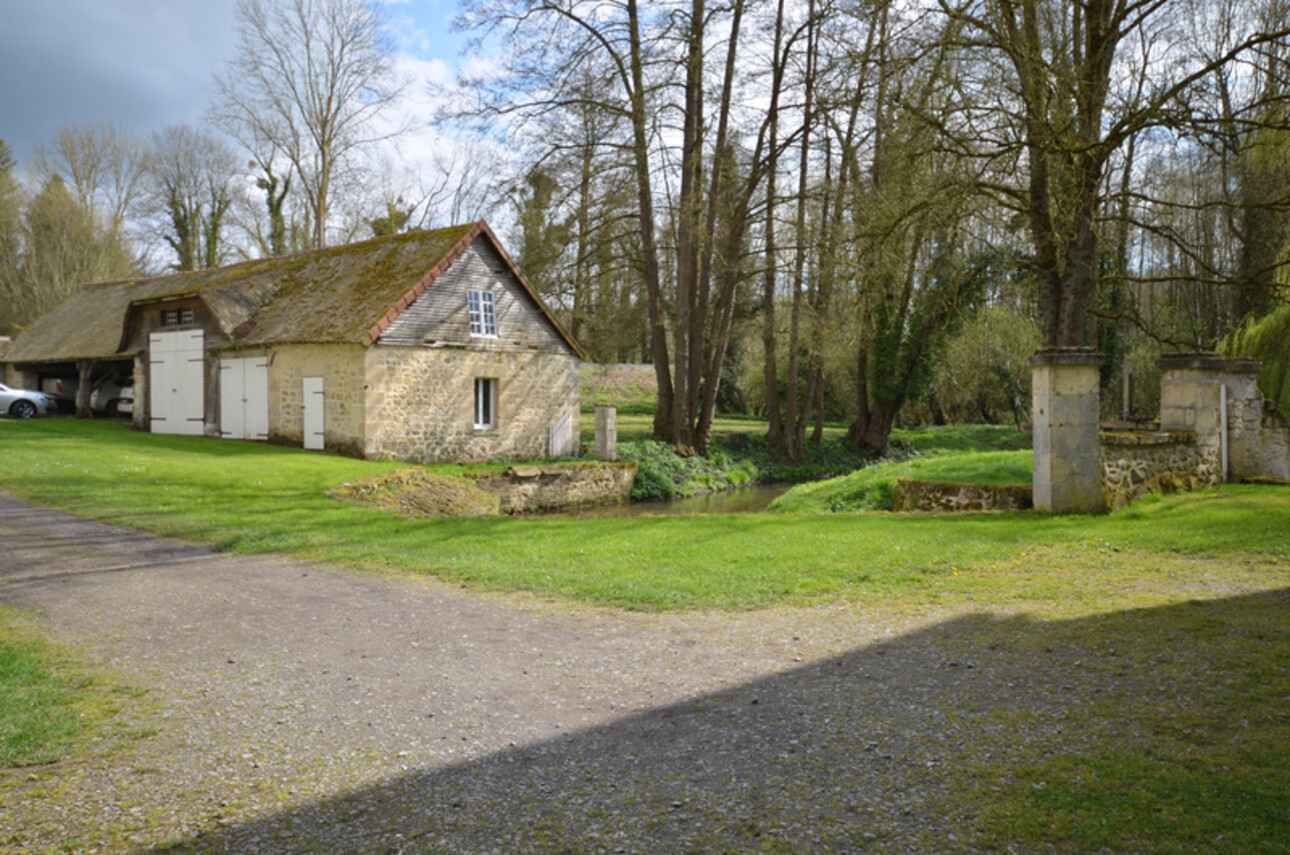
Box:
[1218,358,1265,482]
[595,404,618,461]
[1031,348,1105,514]
[1158,353,1229,477]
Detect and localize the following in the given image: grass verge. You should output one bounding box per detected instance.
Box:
[0,607,109,767]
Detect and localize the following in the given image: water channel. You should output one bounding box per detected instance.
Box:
[541,483,793,518]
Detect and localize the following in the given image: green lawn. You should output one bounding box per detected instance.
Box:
[2,418,1287,850]
[1,419,1286,612]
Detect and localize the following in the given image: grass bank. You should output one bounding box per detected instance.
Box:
[605,418,1031,498]
[1,419,1286,612]
[771,449,1032,512]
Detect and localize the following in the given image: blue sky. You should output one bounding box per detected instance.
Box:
[0,0,472,162]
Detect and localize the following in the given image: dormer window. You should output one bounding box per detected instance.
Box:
[467,290,497,337]
[160,307,194,328]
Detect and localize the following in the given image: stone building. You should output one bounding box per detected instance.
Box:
[2,221,584,463]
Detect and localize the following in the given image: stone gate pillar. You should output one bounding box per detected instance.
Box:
[1031,348,1105,514]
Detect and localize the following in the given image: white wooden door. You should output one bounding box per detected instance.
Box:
[150,330,205,436]
[302,376,325,450]
[219,357,269,441]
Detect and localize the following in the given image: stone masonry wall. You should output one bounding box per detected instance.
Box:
[364,346,580,464]
[1100,431,1219,511]
[893,480,1032,512]
[266,343,367,455]
[1222,361,1290,482]
[466,462,637,513]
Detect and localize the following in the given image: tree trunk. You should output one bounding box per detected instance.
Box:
[625,0,675,443]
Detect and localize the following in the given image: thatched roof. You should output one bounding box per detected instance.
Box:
[4,221,583,364]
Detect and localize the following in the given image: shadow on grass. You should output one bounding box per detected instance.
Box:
[164,588,1290,853]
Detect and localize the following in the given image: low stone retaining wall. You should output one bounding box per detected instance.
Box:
[1100,430,1219,510]
[893,479,1032,512]
[465,462,637,513]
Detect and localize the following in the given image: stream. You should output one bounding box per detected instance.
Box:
[539,484,793,518]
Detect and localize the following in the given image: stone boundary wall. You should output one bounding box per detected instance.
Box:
[893,479,1032,512]
[1099,430,1219,511]
[1222,363,1290,483]
[465,462,637,513]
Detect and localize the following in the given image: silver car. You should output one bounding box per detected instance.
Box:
[0,382,59,418]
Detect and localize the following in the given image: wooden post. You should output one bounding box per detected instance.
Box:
[75,359,94,419]
[1122,359,1133,420]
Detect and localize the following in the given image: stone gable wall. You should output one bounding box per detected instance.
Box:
[364,345,580,464]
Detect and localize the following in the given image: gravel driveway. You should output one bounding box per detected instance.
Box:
[0,490,1284,853]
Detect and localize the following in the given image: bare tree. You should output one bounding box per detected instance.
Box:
[939,0,1290,349]
[211,0,402,250]
[148,125,242,270]
[35,124,148,240]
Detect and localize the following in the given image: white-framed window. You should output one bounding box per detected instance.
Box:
[160,307,194,328]
[467,289,497,337]
[474,377,496,429]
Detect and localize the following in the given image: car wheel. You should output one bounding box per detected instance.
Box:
[10,400,37,419]
[105,399,120,417]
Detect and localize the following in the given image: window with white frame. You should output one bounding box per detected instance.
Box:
[474,377,496,429]
[467,289,497,337]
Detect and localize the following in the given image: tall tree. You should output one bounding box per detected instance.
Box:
[1,175,136,336]
[0,140,27,336]
[467,0,787,454]
[940,0,1290,349]
[36,124,148,240]
[148,125,241,271]
[211,0,401,249]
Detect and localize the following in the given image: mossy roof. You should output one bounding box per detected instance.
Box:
[5,221,584,363]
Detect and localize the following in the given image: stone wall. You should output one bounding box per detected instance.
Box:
[893,479,1032,512]
[364,346,580,464]
[1100,430,1219,510]
[266,343,368,455]
[466,462,637,513]
[1221,360,1290,482]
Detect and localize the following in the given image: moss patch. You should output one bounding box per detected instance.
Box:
[328,468,499,518]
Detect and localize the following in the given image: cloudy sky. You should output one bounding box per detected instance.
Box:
[0,0,471,163]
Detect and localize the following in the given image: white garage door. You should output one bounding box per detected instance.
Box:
[150,330,205,436]
[219,357,269,441]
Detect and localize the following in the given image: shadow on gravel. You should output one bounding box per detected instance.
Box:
[165,587,1290,854]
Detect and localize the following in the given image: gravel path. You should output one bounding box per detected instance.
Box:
[0,491,1283,853]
